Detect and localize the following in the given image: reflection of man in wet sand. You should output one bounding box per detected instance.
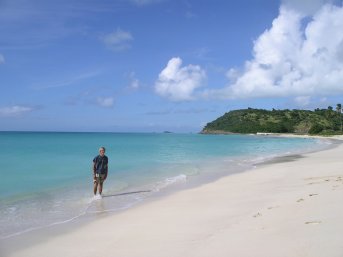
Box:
[93,147,108,197]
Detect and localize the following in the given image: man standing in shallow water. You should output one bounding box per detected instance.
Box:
[93,147,108,197]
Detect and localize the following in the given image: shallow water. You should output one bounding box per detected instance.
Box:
[0,132,332,239]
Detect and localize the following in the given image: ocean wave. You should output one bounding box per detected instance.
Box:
[152,174,187,192]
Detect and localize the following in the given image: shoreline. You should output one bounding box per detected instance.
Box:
[2,136,343,257]
[255,132,343,140]
[0,136,333,239]
[1,134,330,239]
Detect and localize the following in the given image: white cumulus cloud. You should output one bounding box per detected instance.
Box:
[130,79,139,89]
[128,72,140,89]
[209,3,343,100]
[0,105,34,117]
[294,96,312,107]
[155,57,206,101]
[102,28,133,51]
[0,54,4,64]
[96,97,114,108]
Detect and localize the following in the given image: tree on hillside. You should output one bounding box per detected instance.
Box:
[336,103,342,132]
[336,104,341,112]
[328,106,333,111]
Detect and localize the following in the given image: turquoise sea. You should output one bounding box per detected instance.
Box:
[0,132,331,239]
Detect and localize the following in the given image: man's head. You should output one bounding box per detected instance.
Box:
[99,147,106,156]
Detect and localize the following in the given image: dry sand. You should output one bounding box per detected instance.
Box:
[3,137,343,257]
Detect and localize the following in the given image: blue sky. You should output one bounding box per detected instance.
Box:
[1,0,343,132]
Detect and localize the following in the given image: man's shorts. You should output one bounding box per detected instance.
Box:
[94,173,106,183]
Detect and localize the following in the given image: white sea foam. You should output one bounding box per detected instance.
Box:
[152,174,187,192]
[93,194,102,201]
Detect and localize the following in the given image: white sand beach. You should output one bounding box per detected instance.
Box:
[3,137,343,257]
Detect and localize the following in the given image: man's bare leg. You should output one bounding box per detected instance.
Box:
[93,181,98,195]
[99,182,103,195]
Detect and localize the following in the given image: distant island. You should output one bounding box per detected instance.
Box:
[202,105,343,135]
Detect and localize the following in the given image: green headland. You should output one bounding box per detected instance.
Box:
[202,105,343,135]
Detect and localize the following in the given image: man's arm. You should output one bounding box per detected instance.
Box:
[104,158,108,180]
[93,161,97,180]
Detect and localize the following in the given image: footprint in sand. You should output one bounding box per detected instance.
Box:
[297,194,319,202]
[305,221,322,225]
[309,179,329,185]
[332,185,340,190]
[309,193,318,197]
[306,175,343,185]
[253,212,262,218]
[267,206,280,210]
